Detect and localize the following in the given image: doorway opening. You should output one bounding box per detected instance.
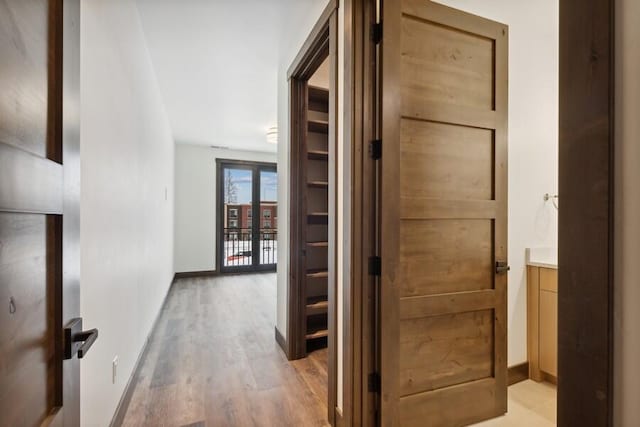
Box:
[284,1,339,424]
[216,160,278,273]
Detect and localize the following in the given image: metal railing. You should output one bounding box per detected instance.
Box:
[223,228,277,267]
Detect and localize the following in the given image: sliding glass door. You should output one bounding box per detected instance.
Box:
[217,160,277,273]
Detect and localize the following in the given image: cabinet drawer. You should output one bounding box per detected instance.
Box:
[540,268,557,292]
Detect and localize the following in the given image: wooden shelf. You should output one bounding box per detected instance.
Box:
[308,150,329,160]
[306,297,329,316]
[306,269,328,279]
[309,86,329,104]
[305,328,329,340]
[299,82,330,355]
[307,212,328,225]
[308,119,329,134]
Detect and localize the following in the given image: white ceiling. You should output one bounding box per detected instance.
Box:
[135,0,295,153]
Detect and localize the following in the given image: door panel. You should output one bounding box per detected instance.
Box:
[399,219,494,296]
[0,1,81,426]
[0,213,53,427]
[0,0,49,157]
[380,0,508,425]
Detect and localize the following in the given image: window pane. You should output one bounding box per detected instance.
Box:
[259,170,277,265]
[223,168,252,267]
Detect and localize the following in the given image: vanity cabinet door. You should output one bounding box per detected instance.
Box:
[540,289,558,376]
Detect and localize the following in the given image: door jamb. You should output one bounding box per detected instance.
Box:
[286,0,339,425]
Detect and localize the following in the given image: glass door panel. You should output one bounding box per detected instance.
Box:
[222,167,253,268]
[259,170,278,265]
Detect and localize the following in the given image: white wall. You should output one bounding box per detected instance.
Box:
[614,0,640,424]
[435,0,559,366]
[79,0,175,425]
[173,144,277,273]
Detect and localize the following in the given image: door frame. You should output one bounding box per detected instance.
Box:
[348,0,616,425]
[215,158,278,274]
[286,0,339,424]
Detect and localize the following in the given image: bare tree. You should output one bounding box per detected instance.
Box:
[224,169,238,203]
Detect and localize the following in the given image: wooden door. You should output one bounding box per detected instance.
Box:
[0,1,83,426]
[379,0,508,425]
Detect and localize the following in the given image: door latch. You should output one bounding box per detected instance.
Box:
[495,261,510,274]
[64,318,99,360]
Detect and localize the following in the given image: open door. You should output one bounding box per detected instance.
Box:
[378,0,508,425]
[0,1,86,426]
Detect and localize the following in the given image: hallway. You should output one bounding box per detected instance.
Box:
[119,274,329,427]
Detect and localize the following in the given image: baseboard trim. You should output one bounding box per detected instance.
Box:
[541,371,557,385]
[174,269,218,279]
[508,362,530,386]
[109,275,176,427]
[275,326,288,357]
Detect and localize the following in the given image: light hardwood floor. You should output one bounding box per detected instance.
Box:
[472,380,557,427]
[119,273,329,427]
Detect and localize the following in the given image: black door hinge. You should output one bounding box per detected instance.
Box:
[369,139,382,160]
[369,256,381,276]
[372,22,383,44]
[368,372,381,393]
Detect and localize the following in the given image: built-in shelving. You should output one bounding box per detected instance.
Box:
[308,150,329,160]
[303,85,330,350]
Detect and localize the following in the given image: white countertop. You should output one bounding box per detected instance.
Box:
[526,247,558,269]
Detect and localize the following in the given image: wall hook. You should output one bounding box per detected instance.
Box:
[9,297,16,314]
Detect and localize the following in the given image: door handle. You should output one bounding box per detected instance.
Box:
[64,318,99,360]
[496,261,510,274]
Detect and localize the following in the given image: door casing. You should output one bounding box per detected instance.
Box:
[285,0,339,424]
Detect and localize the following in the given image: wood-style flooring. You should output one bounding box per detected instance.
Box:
[119,273,329,427]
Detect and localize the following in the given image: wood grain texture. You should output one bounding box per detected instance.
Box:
[539,290,558,377]
[0,0,49,157]
[399,219,494,297]
[507,362,530,386]
[117,274,330,427]
[0,1,80,426]
[400,15,494,111]
[527,266,542,382]
[399,309,494,396]
[380,0,508,425]
[558,0,614,425]
[400,120,494,201]
[539,268,558,292]
[0,213,52,427]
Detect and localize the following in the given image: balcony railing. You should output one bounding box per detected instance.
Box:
[223,228,277,267]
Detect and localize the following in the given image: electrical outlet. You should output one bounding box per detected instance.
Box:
[112,356,118,384]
